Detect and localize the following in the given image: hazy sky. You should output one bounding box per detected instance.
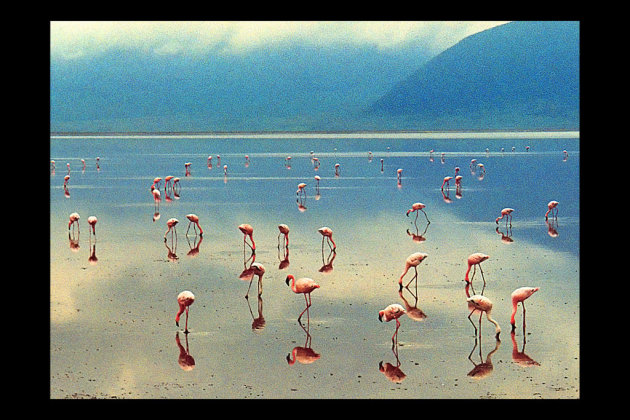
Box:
[50,21,510,60]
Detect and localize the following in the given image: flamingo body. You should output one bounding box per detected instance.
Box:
[176,291,195,333]
[510,287,540,330]
[467,294,501,338]
[185,213,203,236]
[545,201,559,220]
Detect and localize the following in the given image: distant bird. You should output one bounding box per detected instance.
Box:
[406,202,429,223]
[87,216,97,236]
[297,182,307,198]
[397,252,428,291]
[238,223,256,252]
[314,175,321,191]
[164,175,174,189]
[441,176,453,190]
[510,287,540,331]
[223,164,228,176]
[68,212,80,232]
[495,208,514,225]
[317,226,336,251]
[164,218,179,242]
[184,162,191,176]
[81,159,86,170]
[278,224,290,248]
[175,291,195,334]
[465,253,490,292]
[545,201,559,220]
[334,163,340,177]
[454,166,460,176]
[51,160,56,171]
[185,214,203,237]
[466,294,501,339]
[245,262,266,299]
[63,175,70,187]
[285,275,320,324]
[379,303,406,348]
[397,168,403,183]
[153,177,162,189]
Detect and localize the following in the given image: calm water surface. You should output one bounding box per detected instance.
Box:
[50,132,579,399]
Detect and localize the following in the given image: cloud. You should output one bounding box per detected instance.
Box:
[50,21,509,59]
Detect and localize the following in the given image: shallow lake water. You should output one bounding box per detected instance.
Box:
[50,132,579,399]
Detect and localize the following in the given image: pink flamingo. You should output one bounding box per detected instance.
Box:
[164,175,174,190]
[81,159,86,171]
[334,163,340,177]
[380,159,384,172]
[238,223,256,252]
[216,155,221,166]
[68,212,80,232]
[278,224,290,248]
[296,182,307,198]
[96,157,100,170]
[441,176,453,190]
[406,202,429,223]
[397,168,403,183]
[175,291,195,334]
[397,252,428,291]
[495,208,514,225]
[545,201,559,220]
[63,175,70,187]
[465,253,490,292]
[285,274,320,324]
[312,157,320,169]
[223,164,228,176]
[172,177,180,190]
[184,162,191,176]
[317,226,336,251]
[51,160,56,172]
[87,216,97,236]
[164,218,179,242]
[455,166,460,176]
[510,287,540,331]
[378,303,406,348]
[66,162,71,174]
[245,154,250,163]
[314,175,320,189]
[153,177,162,189]
[466,295,501,339]
[185,214,203,237]
[152,188,161,211]
[245,262,265,299]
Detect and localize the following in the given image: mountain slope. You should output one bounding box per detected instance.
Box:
[368,21,579,130]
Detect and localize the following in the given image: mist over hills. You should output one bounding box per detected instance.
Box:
[50,21,579,133]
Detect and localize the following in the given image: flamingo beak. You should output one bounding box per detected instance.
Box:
[285,276,290,286]
[378,313,383,322]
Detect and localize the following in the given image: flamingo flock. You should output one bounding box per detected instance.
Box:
[55,147,565,362]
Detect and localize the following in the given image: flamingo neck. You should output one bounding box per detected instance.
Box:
[486,311,501,335]
[175,304,185,323]
[465,263,472,282]
[510,299,518,325]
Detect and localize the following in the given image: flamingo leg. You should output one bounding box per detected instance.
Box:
[186,222,191,236]
[246,276,254,299]
[298,293,311,324]
[479,265,486,295]
[184,306,190,334]
[468,309,478,336]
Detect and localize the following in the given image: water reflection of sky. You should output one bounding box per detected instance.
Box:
[51,133,579,399]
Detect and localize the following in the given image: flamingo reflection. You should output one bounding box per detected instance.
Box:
[186,234,203,258]
[510,329,540,367]
[286,316,320,366]
[406,219,429,243]
[68,231,80,252]
[165,236,179,262]
[398,289,427,322]
[247,293,266,333]
[441,187,453,204]
[63,184,70,198]
[88,241,98,265]
[467,336,500,380]
[319,247,336,274]
[546,219,559,237]
[379,341,406,384]
[495,225,514,244]
[175,332,196,371]
[296,196,307,212]
[278,244,290,270]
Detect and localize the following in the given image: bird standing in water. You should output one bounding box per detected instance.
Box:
[239,224,256,252]
[397,252,428,291]
[510,287,540,331]
[176,291,195,334]
[185,214,203,237]
[545,201,559,221]
[317,226,336,251]
[286,275,320,324]
[406,202,430,223]
[379,303,406,348]
[467,294,501,340]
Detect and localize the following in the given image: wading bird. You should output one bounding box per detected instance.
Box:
[406,202,429,223]
[510,287,540,331]
[397,252,428,291]
[379,303,406,349]
[465,253,490,293]
[278,224,290,248]
[466,294,501,339]
[545,201,559,221]
[317,226,336,251]
[285,275,320,324]
[164,218,179,242]
[68,212,80,232]
[185,214,203,237]
[441,176,453,190]
[495,208,514,225]
[239,223,256,252]
[87,216,97,236]
[175,291,195,334]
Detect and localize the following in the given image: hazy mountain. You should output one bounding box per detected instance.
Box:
[50,45,433,132]
[367,21,579,130]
